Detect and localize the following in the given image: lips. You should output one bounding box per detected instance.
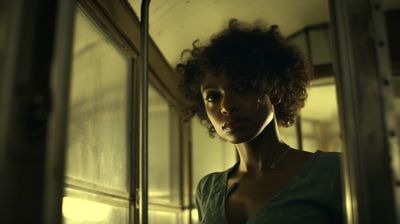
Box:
[222,119,247,131]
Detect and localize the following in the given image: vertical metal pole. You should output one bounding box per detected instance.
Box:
[140,1,150,224]
[330,0,399,223]
[295,117,303,150]
[42,0,75,223]
[0,0,62,223]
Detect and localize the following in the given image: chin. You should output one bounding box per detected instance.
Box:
[222,130,258,144]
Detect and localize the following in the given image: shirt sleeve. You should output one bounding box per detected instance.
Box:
[195,182,203,222]
[194,173,216,222]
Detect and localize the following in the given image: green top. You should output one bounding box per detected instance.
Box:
[195,150,344,224]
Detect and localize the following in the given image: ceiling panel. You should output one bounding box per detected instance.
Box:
[129,0,399,67]
[129,0,330,66]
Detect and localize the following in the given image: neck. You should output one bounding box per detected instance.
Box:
[234,118,289,175]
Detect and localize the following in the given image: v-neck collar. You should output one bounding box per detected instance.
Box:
[221,150,322,224]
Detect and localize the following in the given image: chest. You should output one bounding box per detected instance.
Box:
[225,171,297,224]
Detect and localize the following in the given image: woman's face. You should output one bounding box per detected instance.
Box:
[200,74,274,144]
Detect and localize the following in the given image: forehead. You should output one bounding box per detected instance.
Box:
[200,74,230,90]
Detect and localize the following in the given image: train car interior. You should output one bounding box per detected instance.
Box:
[0,0,399,223]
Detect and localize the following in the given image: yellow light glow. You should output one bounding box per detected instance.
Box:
[62,197,111,221]
[191,208,198,222]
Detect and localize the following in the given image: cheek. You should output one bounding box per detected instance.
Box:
[204,104,219,125]
[204,105,226,136]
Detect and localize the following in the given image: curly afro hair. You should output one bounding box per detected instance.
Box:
[176,19,313,137]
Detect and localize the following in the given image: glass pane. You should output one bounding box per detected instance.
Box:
[310,28,332,65]
[301,79,341,152]
[65,8,130,192]
[148,85,180,203]
[288,32,308,60]
[279,125,299,149]
[191,118,237,200]
[181,209,191,224]
[149,210,180,224]
[191,208,199,224]
[62,189,128,224]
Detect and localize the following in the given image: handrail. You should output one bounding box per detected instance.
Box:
[140,0,150,223]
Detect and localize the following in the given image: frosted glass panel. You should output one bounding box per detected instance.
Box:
[279,125,298,149]
[288,28,332,65]
[310,28,332,65]
[148,86,180,203]
[149,210,180,224]
[62,190,128,224]
[191,208,199,224]
[191,118,237,198]
[289,33,308,59]
[301,119,315,135]
[65,8,130,192]
[302,135,319,152]
[301,80,341,152]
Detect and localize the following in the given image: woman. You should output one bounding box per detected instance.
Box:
[177,19,343,224]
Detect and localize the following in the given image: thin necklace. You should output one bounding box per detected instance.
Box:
[227,145,291,196]
[269,146,290,169]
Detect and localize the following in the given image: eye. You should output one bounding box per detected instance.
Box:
[204,91,220,103]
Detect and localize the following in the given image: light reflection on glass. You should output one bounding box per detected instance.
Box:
[65,6,130,192]
[191,208,199,223]
[301,81,341,152]
[62,197,111,221]
[148,85,181,203]
[149,210,179,224]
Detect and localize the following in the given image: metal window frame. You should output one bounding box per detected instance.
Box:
[77,1,191,223]
[67,1,139,224]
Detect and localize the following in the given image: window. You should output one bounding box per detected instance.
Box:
[63,6,132,224]
[279,125,299,149]
[148,85,183,223]
[286,25,341,153]
[301,79,341,152]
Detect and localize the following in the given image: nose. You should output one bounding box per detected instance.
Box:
[220,94,238,115]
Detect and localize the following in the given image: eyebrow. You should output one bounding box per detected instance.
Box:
[201,85,218,92]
